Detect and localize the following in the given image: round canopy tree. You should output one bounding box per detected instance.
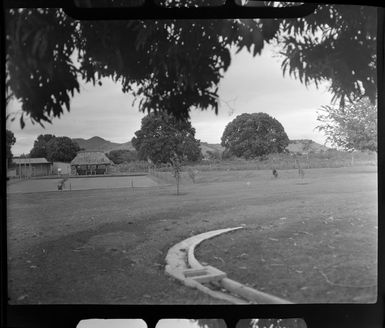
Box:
[221,113,289,159]
[132,112,202,164]
[45,136,81,162]
[30,134,80,162]
[29,134,56,158]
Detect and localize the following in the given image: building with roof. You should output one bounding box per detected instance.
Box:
[13,158,53,178]
[71,151,113,175]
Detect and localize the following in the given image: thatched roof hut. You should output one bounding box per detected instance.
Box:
[71,151,112,165]
[71,151,112,175]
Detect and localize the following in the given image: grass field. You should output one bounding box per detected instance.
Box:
[7,166,377,304]
[7,175,158,193]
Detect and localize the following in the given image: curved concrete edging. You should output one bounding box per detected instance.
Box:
[165,226,292,304]
[165,227,248,304]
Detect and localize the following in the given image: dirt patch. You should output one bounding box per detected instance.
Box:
[85,231,142,251]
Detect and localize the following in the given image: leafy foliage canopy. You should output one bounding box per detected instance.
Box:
[221,112,290,158]
[30,134,81,162]
[5,4,377,126]
[106,149,138,164]
[131,112,202,164]
[316,97,377,152]
[29,134,56,158]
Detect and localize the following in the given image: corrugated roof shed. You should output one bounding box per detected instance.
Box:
[71,151,112,165]
[13,158,51,164]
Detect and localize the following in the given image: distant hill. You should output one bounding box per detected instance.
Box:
[286,139,329,153]
[200,142,225,157]
[72,136,226,156]
[72,136,328,156]
[72,136,134,153]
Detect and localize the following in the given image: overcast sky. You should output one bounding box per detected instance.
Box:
[6,44,333,156]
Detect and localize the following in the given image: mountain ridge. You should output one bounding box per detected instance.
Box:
[72,136,328,155]
[72,137,134,153]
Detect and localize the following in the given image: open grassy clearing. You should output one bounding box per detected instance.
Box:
[7,166,377,304]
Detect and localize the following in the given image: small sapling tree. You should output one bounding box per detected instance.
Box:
[188,167,199,184]
[170,153,182,195]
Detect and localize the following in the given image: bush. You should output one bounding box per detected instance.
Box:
[188,168,199,183]
[182,150,376,173]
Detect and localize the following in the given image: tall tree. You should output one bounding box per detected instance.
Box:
[132,112,202,164]
[6,129,16,166]
[30,134,80,161]
[106,149,137,164]
[316,97,377,152]
[221,112,290,159]
[45,136,81,162]
[5,4,377,126]
[30,134,56,158]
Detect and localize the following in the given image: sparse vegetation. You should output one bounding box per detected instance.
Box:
[188,168,199,184]
[170,153,183,195]
[183,151,376,174]
[106,150,376,187]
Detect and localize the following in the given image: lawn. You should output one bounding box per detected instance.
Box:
[6,166,377,304]
[7,175,158,194]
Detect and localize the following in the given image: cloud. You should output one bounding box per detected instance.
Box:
[7,45,332,155]
[189,46,332,144]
